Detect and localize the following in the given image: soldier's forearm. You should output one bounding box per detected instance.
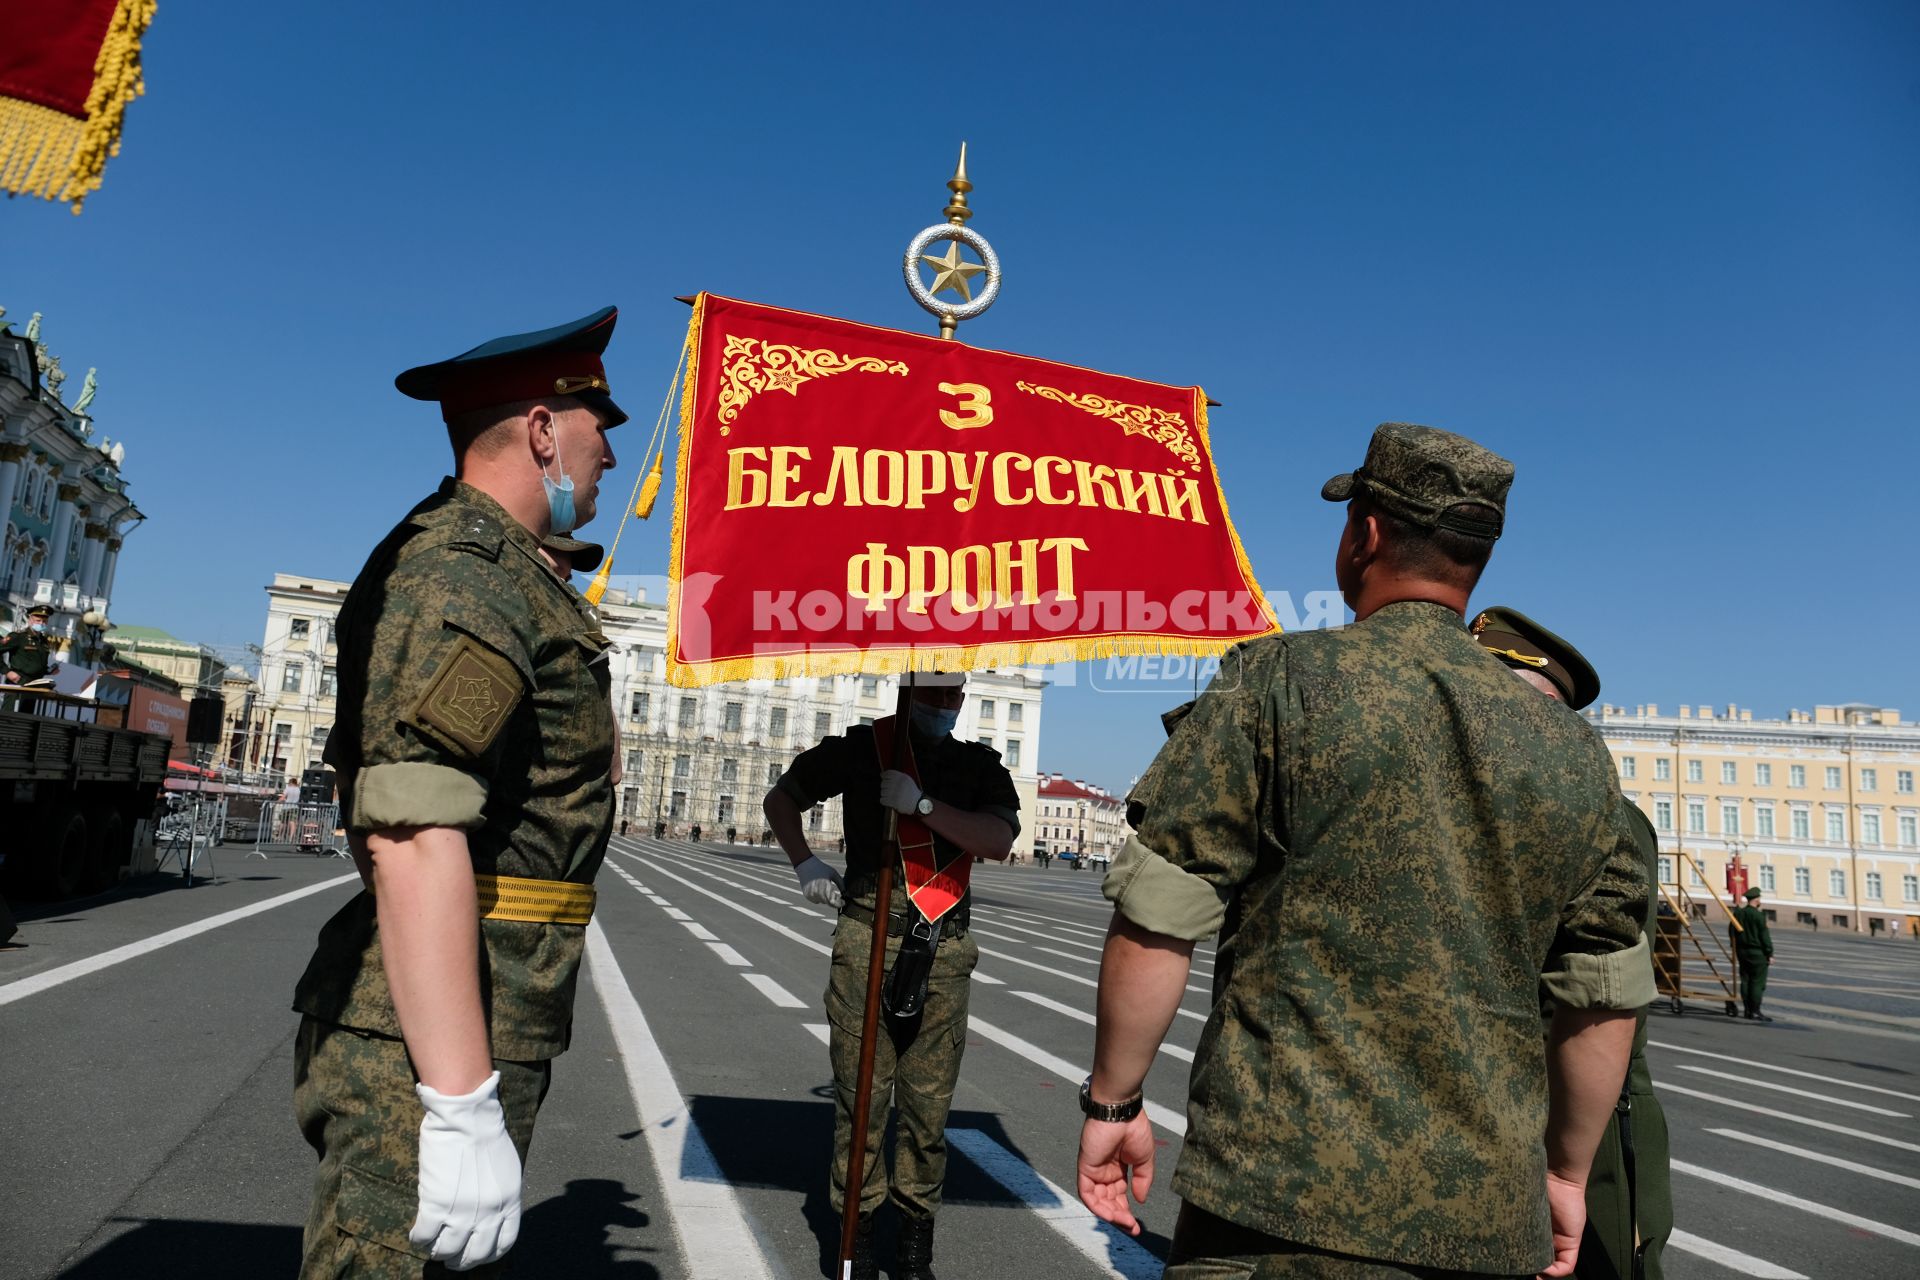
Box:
[369,825,494,1096]
[1543,1006,1635,1184]
[1090,911,1193,1101]
[763,790,813,866]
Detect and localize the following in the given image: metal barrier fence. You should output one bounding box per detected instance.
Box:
[254,802,350,857]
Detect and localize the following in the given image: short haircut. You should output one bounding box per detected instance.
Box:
[1353,491,1497,590]
[445,398,544,458]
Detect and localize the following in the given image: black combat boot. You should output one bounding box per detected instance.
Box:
[895,1211,937,1280]
[847,1212,877,1280]
[1752,999,1773,1023]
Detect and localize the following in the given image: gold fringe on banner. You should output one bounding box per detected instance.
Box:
[0,0,157,212]
[664,632,1250,689]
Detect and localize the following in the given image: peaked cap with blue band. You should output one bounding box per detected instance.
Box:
[395,305,629,428]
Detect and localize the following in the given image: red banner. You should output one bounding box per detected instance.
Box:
[872,715,966,924]
[667,294,1277,686]
[0,0,156,211]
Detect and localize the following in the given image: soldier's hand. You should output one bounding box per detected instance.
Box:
[410,1070,523,1272]
[793,854,844,908]
[1536,1170,1587,1278]
[878,770,924,815]
[1076,1112,1155,1236]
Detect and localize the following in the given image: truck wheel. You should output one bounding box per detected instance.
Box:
[42,808,91,899]
[85,810,130,893]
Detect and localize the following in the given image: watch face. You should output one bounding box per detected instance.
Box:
[917,796,933,815]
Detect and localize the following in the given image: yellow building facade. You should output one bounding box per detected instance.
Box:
[1589,701,1920,935]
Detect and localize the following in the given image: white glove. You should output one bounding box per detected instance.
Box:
[794,854,844,908]
[410,1070,523,1272]
[879,769,924,815]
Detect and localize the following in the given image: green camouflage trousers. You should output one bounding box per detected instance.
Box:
[293,1017,551,1279]
[1737,954,1769,1009]
[824,912,978,1219]
[1166,1204,1535,1279]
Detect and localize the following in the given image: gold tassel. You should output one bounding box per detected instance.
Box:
[0,0,156,212]
[583,560,612,607]
[634,450,664,519]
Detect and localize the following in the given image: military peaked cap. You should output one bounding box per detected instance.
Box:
[540,533,605,575]
[1470,605,1600,710]
[1744,886,1762,899]
[1322,422,1514,538]
[25,603,52,619]
[396,305,629,427]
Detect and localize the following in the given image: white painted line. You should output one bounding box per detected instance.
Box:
[973,932,1211,996]
[1649,1040,1920,1102]
[968,1016,1186,1135]
[1009,990,1195,1063]
[743,973,806,1008]
[1667,1230,1807,1279]
[583,922,775,1280]
[946,1128,1161,1280]
[1669,1064,1910,1117]
[972,970,1005,985]
[1654,1081,1920,1153]
[706,942,751,967]
[621,853,831,957]
[975,946,1209,1022]
[1706,1128,1920,1191]
[804,1022,831,1046]
[680,921,720,942]
[980,917,1106,953]
[0,872,361,1007]
[1672,1159,1920,1247]
[663,906,692,921]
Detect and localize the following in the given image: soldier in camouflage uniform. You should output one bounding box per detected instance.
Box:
[1472,606,1671,1280]
[1078,424,1653,1279]
[292,307,626,1277]
[763,672,1021,1280]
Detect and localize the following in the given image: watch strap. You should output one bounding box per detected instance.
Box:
[1079,1077,1144,1123]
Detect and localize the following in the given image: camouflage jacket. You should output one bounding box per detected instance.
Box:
[292,478,615,1060]
[1106,601,1652,1273]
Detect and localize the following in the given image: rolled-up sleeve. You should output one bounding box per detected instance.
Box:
[1542,797,1655,1009]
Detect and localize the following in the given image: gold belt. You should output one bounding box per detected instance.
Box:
[476,874,595,925]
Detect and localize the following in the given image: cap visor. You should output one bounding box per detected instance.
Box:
[577,388,628,428]
[1321,473,1357,502]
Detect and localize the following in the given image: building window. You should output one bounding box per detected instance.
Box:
[290,618,309,640]
[673,753,689,779]
[1721,761,1737,784]
[1829,869,1846,897]
[1862,812,1881,844]
[721,759,738,783]
[1654,800,1673,831]
[621,788,639,817]
[1791,809,1810,840]
[1687,760,1703,783]
[860,677,878,698]
[1756,763,1772,786]
[980,699,996,721]
[670,790,686,818]
[1008,702,1023,724]
[808,806,822,832]
[1825,766,1842,789]
[1687,801,1705,834]
[1759,864,1776,892]
[1006,739,1021,769]
[1904,874,1919,903]
[1654,759,1671,782]
[1865,871,1883,900]
[1756,805,1775,837]
[767,763,783,786]
[1722,803,1740,835]
[1657,855,1674,884]
[1859,768,1877,792]
[769,707,787,739]
[1901,815,1917,847]
[717,795,734,823]
[1826,811,1845,843]
[1898,770,1914,794]
[630,691,649,721]
[319,665,337,698]
[1790,765,1805,789]
[722,701,742,731]
[1794,866,1811,895]
[281,661,303,693]
[1689,860,1705,887]
[625,749,643,774]
[1620,756,1636,780]
[678,697,697,730]
[815,711,832,737]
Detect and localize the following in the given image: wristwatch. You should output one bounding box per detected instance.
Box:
[915,794,934,817]
[1078,1076,1144,1123]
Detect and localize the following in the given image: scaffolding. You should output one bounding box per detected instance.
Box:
[1652,847,1745,1017]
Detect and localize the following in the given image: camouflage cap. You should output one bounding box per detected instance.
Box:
[1470,605,1600,710]
[540,533,604,575]
[1321,422,1514,538]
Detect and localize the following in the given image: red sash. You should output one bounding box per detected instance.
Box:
[872,715,971,925]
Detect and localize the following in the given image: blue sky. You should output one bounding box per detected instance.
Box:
[6,1,1916,792]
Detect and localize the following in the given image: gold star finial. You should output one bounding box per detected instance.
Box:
[920,242,987,301]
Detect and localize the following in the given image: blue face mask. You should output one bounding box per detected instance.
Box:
[29,622,45,633]
[910,702,959,738]
[541,450,576,534]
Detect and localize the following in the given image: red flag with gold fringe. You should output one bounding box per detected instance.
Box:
[0,0,156,212]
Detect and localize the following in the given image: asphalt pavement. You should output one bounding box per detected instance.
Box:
[1,837,1915,1279]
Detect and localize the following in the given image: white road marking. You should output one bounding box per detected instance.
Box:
[743,973,806,1008]
[1649,1040,1920,1102]
[707,942,751,967]
[0,872,360,1007]
[663,906,692,921]
[972,970,1006,985]
[1669,1063,1910,1117]
[1667,1230,1807,1279]
[621,852,831,957]
[968,1016,1186,1135]
[680,921,719,942]
[946,1128,1162,1280]
[972,930,1211,996]
[1672,1159,1920,1247]
[804,1022,831,1046]
[1654,1081,1920,1153]
[974,945,1209,1021]
[1009,990,1195,1063]
[1705,1128,1920,1191]
[584,922,775,1280]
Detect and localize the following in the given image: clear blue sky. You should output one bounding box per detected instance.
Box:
[7,1,1916,793]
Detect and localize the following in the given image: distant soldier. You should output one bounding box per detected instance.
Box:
[291,307,625,1276]
[1730,886,1774,1022]
[1474,606,1672,1280]
[1,604,59,687]
[764,671,1019,1280]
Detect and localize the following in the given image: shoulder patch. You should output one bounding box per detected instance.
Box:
[412,633,526,758]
